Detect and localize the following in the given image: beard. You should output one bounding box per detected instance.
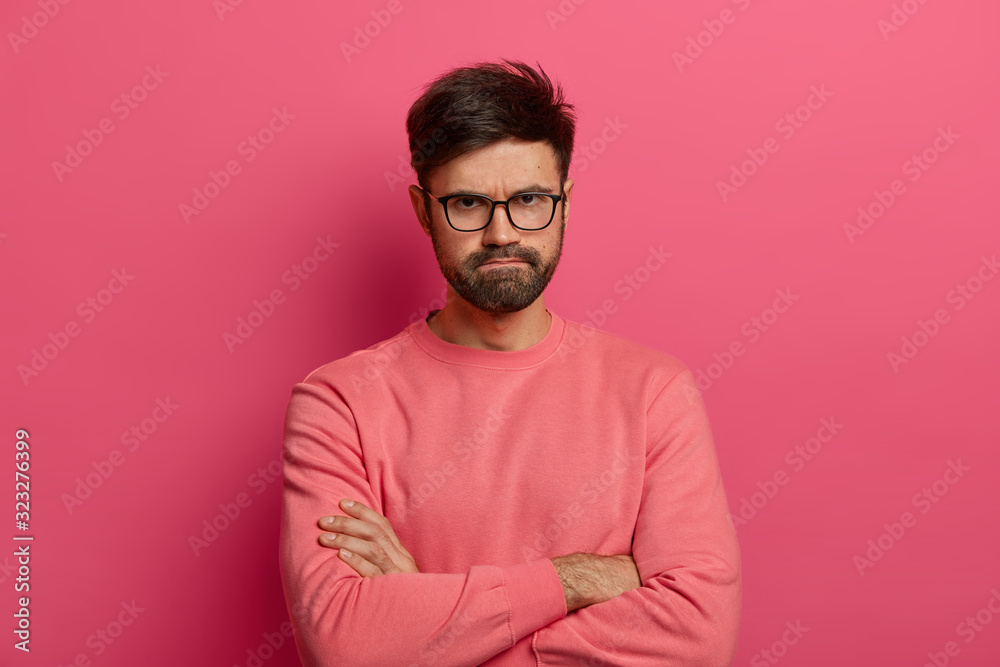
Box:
[430,218,565,313]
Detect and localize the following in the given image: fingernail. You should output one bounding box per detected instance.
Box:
[322,517,334,525]
[343,499,355,507]
[341,549,352,558]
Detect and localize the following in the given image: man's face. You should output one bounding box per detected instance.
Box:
[412,138,573,314]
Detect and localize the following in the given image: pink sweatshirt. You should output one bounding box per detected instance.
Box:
[279,310,741,666]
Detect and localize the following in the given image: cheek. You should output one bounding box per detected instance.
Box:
[447,243,479,265]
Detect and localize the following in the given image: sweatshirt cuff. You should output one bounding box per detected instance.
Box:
[501,558,568,641]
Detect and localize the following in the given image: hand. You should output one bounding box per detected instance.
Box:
[318,499,420,577]
[551,552,642,612]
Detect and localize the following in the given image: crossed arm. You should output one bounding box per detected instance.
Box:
[281,369,740,665]
[316,497,643,613]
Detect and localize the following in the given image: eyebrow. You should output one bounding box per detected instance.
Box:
[441,183,557,198]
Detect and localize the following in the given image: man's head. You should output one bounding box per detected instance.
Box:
[405,60,577,313]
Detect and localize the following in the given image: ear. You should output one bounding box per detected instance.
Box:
[408,185,432,237]
[561,178,574,225]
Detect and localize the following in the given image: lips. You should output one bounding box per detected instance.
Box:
[481,260,526,266]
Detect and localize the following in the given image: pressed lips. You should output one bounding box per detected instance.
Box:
[479,257,529,268]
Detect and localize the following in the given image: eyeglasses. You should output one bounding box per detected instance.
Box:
[419,187,563,232]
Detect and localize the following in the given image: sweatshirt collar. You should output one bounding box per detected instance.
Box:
[409,309,565,369]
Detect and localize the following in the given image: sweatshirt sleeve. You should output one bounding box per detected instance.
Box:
[279,377,568,667]
[530,368,742,666]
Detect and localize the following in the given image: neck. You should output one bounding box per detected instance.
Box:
[426,294,552,351]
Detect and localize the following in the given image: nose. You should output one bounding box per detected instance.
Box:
[481,201,521,246]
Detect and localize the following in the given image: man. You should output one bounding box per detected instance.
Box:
[279,59,741,666]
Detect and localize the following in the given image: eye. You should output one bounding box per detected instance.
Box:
[513,194,542,206]
[455,196,484,209]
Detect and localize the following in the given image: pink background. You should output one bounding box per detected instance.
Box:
[2,0,999,665]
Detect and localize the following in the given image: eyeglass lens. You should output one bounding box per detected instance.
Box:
[446,194,554,230]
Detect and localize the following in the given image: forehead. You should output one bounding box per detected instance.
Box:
[429,138,560,194]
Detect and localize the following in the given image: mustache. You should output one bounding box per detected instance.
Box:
[471,248,538,265]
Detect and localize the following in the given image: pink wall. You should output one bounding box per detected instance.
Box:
[2,0,998,665]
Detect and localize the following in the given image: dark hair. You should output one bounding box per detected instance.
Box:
[405,59,576,202]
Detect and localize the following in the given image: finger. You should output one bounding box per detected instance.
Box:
[317,530,341,549]
[337,546,382,577]
[320,531,398,574]
[317,533,382,577]
[318,515,405,570]
[319,502,417,573]
[336,499,408,554]
[320,513,386,551]
[338,499,396,536]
